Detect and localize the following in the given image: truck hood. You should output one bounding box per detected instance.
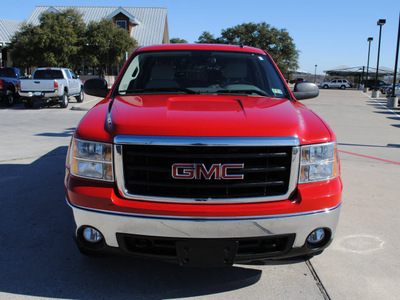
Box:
[76,94,333,144]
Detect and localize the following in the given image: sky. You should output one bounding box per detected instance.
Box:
[1,0,399,75]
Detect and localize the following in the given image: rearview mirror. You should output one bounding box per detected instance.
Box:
[292,81,319,100]
[83,78,109,98]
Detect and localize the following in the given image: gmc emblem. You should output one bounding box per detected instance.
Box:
[172,163,245,180]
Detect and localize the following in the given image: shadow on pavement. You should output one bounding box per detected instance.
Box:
[35,128,76,138]
[0,147,262,299]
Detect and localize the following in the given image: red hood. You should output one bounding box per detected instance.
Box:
[75,94,333,144]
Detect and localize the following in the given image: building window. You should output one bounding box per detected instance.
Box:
[116,20,127,30]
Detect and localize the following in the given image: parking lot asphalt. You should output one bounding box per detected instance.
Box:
[304,89,400,300]
[0,89,399,299]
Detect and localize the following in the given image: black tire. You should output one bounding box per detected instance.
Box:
[340,85,346,90]
[76,89,84,103]
[23,99,34,109]
[60,92,69,108]
[5,90,14,107]
[323,85,329,89]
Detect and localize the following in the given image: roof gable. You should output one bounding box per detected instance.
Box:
[106,7,140,25]
[46,6,59,14]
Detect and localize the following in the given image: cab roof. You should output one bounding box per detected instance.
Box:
[135,44,266,54]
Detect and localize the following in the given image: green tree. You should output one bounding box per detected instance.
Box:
[84,19,138,76]
[9,24,41,69]
[197,22,299,74]
[10,9,86,69]
[170,38,188,44]
[196,31,219,44]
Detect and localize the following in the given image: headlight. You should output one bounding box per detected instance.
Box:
[299,141,339,183]
[70,138,113,181]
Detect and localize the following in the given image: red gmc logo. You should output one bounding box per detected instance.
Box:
[172,163,244,180]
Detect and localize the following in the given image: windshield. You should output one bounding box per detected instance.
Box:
[116,50,289,98]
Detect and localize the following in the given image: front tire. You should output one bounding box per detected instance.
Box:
[323,85,329,89]
[76,89,84,103]
[60,92,69,108]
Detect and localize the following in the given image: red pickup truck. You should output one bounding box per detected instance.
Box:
[65,44,342,266]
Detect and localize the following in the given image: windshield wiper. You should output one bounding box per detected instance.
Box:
[120,87,198,94]
[216,89,270,97]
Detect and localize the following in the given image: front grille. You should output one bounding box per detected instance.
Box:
[120,143,293,199]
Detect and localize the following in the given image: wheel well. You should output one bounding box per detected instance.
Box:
[7,85,16,94]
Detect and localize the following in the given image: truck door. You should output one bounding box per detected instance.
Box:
[66,69,78,94]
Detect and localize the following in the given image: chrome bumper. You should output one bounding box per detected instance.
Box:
[68,201,341,248]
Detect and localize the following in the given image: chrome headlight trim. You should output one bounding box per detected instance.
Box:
[299,141,339,184]
[70,138,114,182]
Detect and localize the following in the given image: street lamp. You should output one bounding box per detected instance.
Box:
[0,42,3,67]
[363,37,373,92]
[314,65,317,83]
[387,12,400,108]
[372,19,386,98]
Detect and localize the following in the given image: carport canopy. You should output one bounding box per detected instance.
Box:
[324,65,394,76]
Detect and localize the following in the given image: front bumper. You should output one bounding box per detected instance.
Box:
[69,201,340,247]
[68,199,341,264]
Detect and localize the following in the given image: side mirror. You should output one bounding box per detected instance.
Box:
[83,78,109,98]
[292,81,319,100]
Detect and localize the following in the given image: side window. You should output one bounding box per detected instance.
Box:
[65,70,72,79]
[118,55,140,93]
[332,80,337,83]
[338,80,342,83]
[69,70,77,79]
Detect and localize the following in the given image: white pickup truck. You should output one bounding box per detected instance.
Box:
[19,67,84,108]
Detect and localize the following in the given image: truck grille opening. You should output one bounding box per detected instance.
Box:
[120,144,293,199]
[116,234,295,262]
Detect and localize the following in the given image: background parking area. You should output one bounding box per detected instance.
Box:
[0,89,399,299]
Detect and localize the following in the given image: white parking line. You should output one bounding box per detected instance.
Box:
[363,92,400,119]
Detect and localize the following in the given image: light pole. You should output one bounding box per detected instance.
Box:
[314,65,317,83]
[0,42,3,67]
[387,12,400,107]
[363,37,373,93]
[372,19,386,98]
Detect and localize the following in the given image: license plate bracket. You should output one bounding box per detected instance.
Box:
[176,240,238,266]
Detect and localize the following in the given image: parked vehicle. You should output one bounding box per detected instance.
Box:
[18,67,84,108]
[289,77,304,84]
[379,84,391,94]
[362,79,388,90]
[382,84,400,95]
[385,84,400,97]
[66,44,342,266]
[0,67,21,106]
[319,79,351,89]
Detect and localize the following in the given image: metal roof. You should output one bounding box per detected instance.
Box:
[324,65,394,76]
[0,19,23,45]
[27,6,168,46]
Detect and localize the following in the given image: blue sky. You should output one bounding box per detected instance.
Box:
[1,0,399,75]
